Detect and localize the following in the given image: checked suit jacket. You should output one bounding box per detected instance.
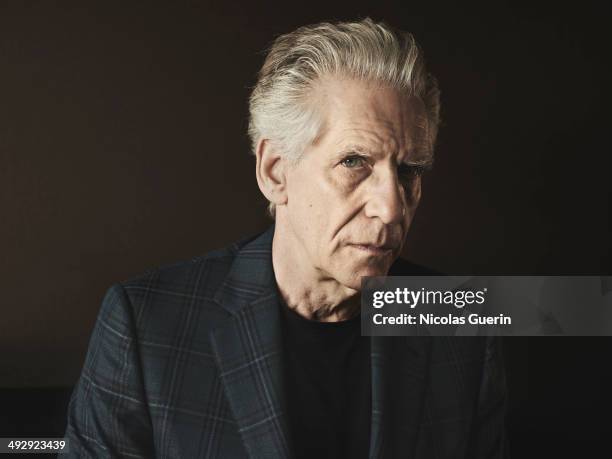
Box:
[66,225,509,458]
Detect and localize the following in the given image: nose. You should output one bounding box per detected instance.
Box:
[363,168,407,225]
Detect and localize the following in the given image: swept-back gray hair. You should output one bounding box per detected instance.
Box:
[248,18,441,217]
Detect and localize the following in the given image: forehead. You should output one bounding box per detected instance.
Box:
[312,77,430,161]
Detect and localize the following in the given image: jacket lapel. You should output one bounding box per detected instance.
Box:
[369,335,433,459]
[210,226,293,459]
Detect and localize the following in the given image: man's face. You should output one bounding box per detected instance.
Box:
[282,78,429,290]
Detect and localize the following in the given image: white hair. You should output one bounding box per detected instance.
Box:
[248,18,441,217]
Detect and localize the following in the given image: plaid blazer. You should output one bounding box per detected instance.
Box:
[66,225,509,458]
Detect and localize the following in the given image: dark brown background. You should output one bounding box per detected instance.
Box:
[1,1,611,455]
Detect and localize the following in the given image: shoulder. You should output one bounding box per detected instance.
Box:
[98,232,265,341]
[117,231,261,304]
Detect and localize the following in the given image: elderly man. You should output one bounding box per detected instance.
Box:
[66,18,508,458]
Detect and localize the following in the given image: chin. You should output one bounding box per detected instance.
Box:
[336,262,392,291]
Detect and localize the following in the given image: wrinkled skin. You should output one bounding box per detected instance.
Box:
[256,77,430,320]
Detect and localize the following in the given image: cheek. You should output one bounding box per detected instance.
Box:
[406,177,422,205]
[300,181,345,227]
[292,200,328,249]
[400,182,421,228]
[403,198,419,225]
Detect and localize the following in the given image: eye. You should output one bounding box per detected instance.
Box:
[340,155,367,169]
[398,164,427,183]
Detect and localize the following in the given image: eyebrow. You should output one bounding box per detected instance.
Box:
[338,143,375,156]
[338,143,433,168]
[403,157,434,168]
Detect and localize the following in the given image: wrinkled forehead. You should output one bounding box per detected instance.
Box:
[311,77,432,162]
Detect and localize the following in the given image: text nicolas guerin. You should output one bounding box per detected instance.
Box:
[370,287,512,326]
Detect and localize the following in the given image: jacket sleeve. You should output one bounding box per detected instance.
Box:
[65,284,155,458]
[468,336,511,458]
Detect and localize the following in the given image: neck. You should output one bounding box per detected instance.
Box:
[271,221,359,322]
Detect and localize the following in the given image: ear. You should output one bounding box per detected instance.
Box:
[254,138,288,207]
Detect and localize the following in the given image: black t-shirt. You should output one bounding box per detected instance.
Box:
[280,301,371,459]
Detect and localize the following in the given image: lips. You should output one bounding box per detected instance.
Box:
[350,243,396,255]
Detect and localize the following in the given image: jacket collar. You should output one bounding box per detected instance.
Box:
[213,224,278,316]
[210,225,293,458]
[210,225,431,459]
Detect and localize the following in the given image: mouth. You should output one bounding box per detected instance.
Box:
[349,244,396,256]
